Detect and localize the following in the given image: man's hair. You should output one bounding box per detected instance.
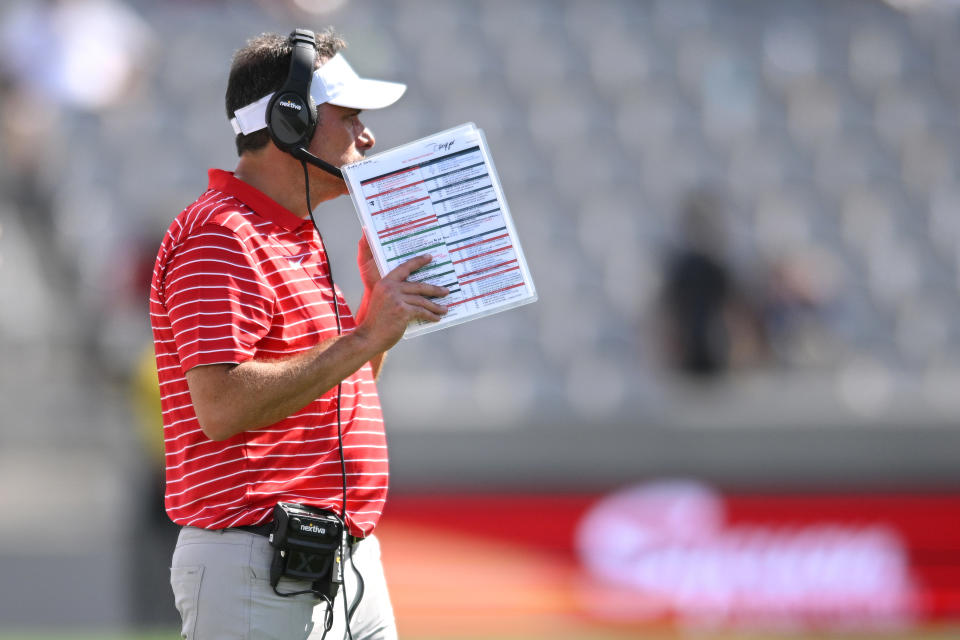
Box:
[225,29,346,156]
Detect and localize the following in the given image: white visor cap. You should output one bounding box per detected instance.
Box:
[230,53,406,136]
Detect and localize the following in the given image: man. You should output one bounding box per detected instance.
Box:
[149,28,448,639]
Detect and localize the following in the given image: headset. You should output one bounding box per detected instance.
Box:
[265,28,345,181]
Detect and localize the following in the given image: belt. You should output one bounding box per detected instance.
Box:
[234,521,275,537]
[233,521,364,546]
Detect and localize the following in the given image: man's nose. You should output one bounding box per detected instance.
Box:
[357,125,375,151]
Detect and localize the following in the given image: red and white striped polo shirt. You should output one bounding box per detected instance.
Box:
[149,169,387,537]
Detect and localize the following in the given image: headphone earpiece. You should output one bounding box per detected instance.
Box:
[264,28,345,181]
[267,29,318,153]
[268,92,312,147]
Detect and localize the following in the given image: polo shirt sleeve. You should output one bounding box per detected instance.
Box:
[162,224,274,373]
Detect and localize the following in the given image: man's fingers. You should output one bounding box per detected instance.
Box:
[403,295,449,317]
[358,233,373,258]
[399,280,450,298]
[386,254,433,281]
[415,309,446,323]
[406,303,447,323]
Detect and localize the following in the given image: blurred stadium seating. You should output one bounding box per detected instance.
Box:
[1,0,959,636]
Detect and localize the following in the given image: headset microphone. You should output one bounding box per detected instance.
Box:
[290,146,344,181]
[266,28,345,181]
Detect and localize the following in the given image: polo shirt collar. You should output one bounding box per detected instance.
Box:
[208,169,310,232]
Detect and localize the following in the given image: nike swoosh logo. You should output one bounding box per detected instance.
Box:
[287,254,308,266]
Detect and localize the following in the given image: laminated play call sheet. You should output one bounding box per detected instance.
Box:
[343,123,537,338]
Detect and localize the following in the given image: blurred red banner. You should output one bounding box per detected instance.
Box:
[379,482,960,637]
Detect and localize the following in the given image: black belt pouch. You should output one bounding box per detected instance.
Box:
[268,502,344,600]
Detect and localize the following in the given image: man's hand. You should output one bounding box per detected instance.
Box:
[354,254,449,353]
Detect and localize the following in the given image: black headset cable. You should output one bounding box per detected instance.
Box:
[301,159,365,640]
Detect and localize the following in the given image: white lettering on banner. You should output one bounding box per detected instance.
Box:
[575,480,917,629]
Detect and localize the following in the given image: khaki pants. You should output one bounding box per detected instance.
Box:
[170,526,397,640]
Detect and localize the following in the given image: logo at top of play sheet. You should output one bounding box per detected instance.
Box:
[427,140,454,153]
